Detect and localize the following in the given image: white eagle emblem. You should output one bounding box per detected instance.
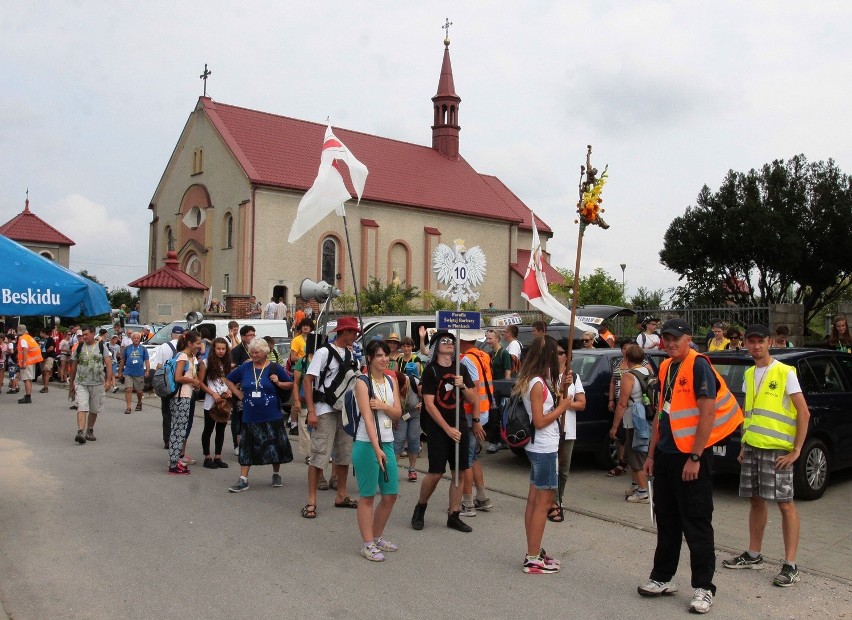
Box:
[432,239,487,303]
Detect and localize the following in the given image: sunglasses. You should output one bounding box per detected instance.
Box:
[439,338,454,344]
[505,428,530,445]
[582,339,592,343]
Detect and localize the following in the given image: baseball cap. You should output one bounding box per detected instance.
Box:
[171,325,185,334]
[660,318,692,337]
[743,324,770,338]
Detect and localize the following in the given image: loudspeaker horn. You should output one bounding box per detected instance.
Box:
[186,311,204,326]
[299,278,340,303]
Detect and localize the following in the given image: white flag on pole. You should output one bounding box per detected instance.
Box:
[287,126,369,243]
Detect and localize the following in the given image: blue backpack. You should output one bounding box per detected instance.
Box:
[343,374,392,438]
[152,343,180,398]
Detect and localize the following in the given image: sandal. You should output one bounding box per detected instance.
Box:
[547,503,564,523]
[135,403,143,411]
[607,463,626,477]
[318,477,329,491]
[124,408,131,415]
[334,496,358,508]
[301,504,317,519]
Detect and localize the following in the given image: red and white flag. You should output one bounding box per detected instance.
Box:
[287,126,369,243]
[521,216,577,327]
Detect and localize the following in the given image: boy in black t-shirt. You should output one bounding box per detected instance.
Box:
[411,331,477,533]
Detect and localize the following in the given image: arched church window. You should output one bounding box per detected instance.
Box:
[321,237,337,285]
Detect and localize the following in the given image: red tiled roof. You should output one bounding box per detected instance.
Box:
[200,98,548,228]
[478,174,552,233]
[511,249,565,285]
[0,204,75,246]
[128,252,206,290]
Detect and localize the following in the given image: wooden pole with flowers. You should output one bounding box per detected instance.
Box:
[565,145,609,365]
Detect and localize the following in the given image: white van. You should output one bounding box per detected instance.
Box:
[323,315,438,350]
[146,319,290,365]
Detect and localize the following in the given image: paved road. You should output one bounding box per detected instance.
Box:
[1,387,850,619]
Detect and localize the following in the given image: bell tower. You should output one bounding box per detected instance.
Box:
[431,20,461,161]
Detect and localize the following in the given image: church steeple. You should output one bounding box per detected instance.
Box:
[432,20,461,161]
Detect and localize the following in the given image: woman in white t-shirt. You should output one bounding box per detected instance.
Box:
[549,338,586,523]
[514,336,572,574]
[636,316,663,350]
[352,340,402,562]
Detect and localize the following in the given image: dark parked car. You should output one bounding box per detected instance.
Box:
[707,349,852,500]
[492,347,667,468]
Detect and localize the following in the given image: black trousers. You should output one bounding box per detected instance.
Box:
[161,396,171,445]
[649,449,717,594]
[201,409,227,456]
[230,400,243,448]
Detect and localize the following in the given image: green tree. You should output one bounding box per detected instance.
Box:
[630,287,668,310]
[108,287,138,310]
[551,267,625,305]
[360,277,420,314]
[78,269,104,285]
[660,155,852,325]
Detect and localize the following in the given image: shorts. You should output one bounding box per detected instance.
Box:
[426,427,470,474]
[124,375,145,391]
[20,365,36,382]
[527,450,558,490]
[75,383,105,414]
[466,427,481,468]
[309,411,352,467]
[42,358,55,373]
[739,444,794,501]
[352,441,399,497]
[624,428,648,473]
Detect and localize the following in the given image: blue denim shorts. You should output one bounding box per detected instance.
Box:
[527,451,558,490]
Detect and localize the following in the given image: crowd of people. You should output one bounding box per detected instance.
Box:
[1,309,834,613]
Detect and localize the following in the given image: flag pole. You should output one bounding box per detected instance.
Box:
[339,204,365,335]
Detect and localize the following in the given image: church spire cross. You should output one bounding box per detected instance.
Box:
[200,63,212,97]
[24,188,30,213]
[442,17,453,46]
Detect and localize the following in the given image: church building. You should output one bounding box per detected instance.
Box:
[143,36,563,313]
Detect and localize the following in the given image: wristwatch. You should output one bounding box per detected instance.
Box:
[689,452,701,462]
[472,418,480,423]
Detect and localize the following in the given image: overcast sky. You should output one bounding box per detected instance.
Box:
[2,1,850,302]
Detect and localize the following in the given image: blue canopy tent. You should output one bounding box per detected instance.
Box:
[0,235,111,317]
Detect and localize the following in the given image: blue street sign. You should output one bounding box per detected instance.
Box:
[437,310,481,330]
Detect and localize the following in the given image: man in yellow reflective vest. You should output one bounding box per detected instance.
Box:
[638,319,743,614]
[722,324,811,587]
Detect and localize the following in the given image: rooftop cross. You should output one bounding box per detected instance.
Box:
[199,63,212,97]
[442,17,453,46]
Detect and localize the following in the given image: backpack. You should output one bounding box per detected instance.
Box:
[500,394,534,448]
[627,368,659,422]
[152,343,179,398]
[313,344,358,411]
[343,374,378,437]
[75,340,106,361]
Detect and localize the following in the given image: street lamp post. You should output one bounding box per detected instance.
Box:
[620,264,626,301]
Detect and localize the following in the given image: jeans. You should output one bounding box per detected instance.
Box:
[392,413,421,456]
[649,449,716,594]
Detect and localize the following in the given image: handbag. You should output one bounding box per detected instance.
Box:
[209,397,233,423]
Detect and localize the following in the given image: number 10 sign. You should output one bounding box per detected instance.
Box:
[432,239,487,306]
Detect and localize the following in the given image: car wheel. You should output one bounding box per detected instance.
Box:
[595,435,618,470]
[793,438,830,500]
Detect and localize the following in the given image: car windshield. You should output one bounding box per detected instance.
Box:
[147,322,188,345]
[711,362,750,395]
[570,352,600,378]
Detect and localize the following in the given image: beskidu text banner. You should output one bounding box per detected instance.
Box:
[2,288,61,306]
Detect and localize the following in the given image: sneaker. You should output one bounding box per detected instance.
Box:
[360,542,385,562]
[459,502,476,518]
[625,483,639,497]
[408,469,417,482]
[446,511,472,533]
[75,431,86,444]
[485,442,499,454]
[411,503,427,530]
[168,462,191,475]
[214,458,229,469]
[773,563,801,587]
[229,478,249,493]
[722,551,765,570]
[85,430,96,441]
[523,555,560,574]
[474,497,494,511]
[271,473,283,487]
[373,536,398,552]
[17,395,32,404]
[539,548,561,567]
[638,579,678,597]
[688,588,713,614]
[626,491,650,504]
[203,458,218,469]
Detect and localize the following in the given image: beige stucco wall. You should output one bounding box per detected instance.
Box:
[23,243,71,268]
[139,288,205,324]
